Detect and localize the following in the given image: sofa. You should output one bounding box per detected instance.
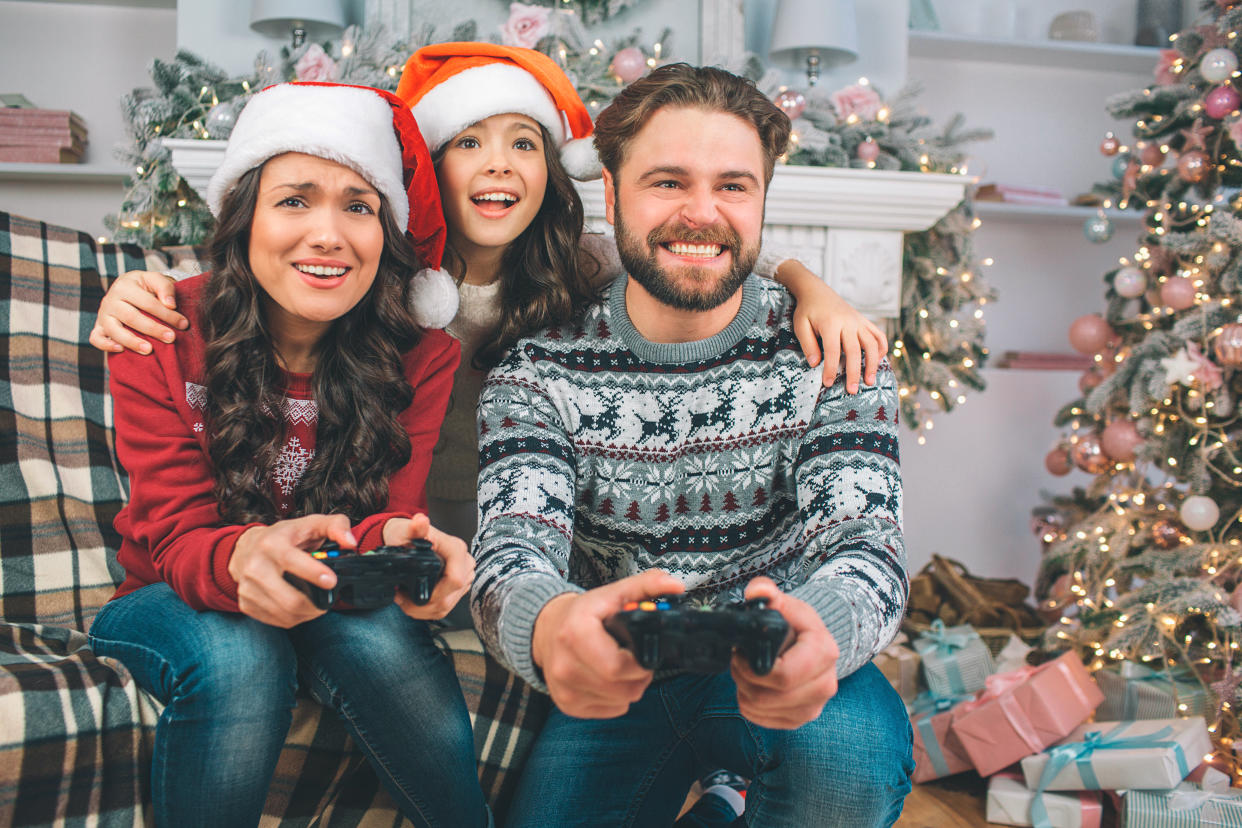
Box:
[0,210,549,827]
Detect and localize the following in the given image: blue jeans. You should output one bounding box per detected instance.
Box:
[88,583,488,828]
[506,662,913,828]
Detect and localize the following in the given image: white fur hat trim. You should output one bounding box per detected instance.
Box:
[206,84,408,231]
[408,267,460,329]
[410,62,565,156]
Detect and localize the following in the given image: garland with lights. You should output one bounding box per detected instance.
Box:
[733,56,996,437]
[1035,0,1242,775]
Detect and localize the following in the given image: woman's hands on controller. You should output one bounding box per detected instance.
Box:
[383,514,474,621]
[230,514,353,628]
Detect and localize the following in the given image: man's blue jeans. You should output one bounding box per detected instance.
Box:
[88,583,488,828]
[506,662,913,827]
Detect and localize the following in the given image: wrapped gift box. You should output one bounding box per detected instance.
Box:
[1123,787,1242,827]
[1021,717,1213,792]
[950,651,1104,777]
[910,691,976,782]
[986,772,1102,828]
[1096,662,1211,721]
[874,633,922,702]
[913,620,994,696]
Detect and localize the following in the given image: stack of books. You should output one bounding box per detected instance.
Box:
[974,182,1068,206]
[0,109,87,163]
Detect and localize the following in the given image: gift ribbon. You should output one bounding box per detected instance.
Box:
[1028,723,1188,828]
[915,715,953,779]
[1117,666,1204,720]
[957,657,1092,762]
[909,690,976,717]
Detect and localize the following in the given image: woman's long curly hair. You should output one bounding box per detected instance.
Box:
[439,123,603,369]
[202,162,422,524]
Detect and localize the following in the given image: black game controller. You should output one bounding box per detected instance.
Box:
[604,595,793,676]
[287,540,444,610]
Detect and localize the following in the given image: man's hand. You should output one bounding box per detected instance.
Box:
[532,569,685,718]
[89,270,186,354]
[386,514,474,621]
[228,514,355,628]
[733,576,839,729]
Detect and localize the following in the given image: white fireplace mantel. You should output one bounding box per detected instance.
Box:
[165,139,968,321]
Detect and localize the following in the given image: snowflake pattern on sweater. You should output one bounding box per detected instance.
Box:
[472,275,908,690]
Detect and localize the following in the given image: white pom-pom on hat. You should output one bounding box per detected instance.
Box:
[560,136,602,181]
[409,267,459,329]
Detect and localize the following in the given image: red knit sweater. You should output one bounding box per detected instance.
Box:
[108,274,460,612]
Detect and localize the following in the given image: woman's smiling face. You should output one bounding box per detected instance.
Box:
[435,113,549,262]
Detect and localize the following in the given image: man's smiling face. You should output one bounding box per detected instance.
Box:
[604,105,766,312]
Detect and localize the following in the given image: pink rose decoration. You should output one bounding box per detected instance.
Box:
[295,44,338,82]
[830,84,883,122]
[500,2,551,49]
[1188,341,1224,391]
[1154,49,1180,86]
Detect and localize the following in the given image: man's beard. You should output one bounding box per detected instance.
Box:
[614,205,760,313]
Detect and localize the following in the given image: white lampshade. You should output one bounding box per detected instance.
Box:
[250,0,346,43]
[769,0,859,84]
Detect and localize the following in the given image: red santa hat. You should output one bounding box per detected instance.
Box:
[396,42,602,181]
[205,82,457,328]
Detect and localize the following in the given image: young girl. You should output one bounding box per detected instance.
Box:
[90,44,885,562]
[87,82,488,828]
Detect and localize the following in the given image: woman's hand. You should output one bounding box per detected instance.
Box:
[384,513,475,621]
[776,261,889,393]
[228,514,356,628]
[89,270,187,354]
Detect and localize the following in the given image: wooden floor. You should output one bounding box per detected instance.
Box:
[895,777,991,828]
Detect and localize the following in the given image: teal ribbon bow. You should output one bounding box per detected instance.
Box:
[1028,723,1187,828]
[913,620,972,657]
[909,690,976,717]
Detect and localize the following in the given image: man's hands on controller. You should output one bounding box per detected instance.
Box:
[383,514,474,620]
[732,576,839,730]
[532,569,685,718]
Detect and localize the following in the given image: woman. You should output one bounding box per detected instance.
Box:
[88,82,487,828]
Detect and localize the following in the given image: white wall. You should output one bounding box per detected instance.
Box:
[0,1,176,237]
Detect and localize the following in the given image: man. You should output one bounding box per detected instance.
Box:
[472,63,912,827]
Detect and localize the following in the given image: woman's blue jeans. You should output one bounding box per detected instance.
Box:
[506,662,914,828]
[88,583,488,828]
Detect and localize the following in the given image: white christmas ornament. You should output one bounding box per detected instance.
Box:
[1114,266,1147,298]
[1202,48,1239,84]
[408,268,459,329]
[1180,495,1221,531]
[1161,347,1201,386]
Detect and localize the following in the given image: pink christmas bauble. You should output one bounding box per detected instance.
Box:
[1045,447,1072,476]
[1079,368,1104,395]
[857,138,880,162]
[1160,276,1197,310]
[1069,314,1115,355]
[1178,149,1210,182]
[1101,419,1142,461]
[1139,141,1166,167]
[774,89,807,120]
[610,47,648,84]
[1205,84,1242,120]
[1115,266,1147,298]
[1072,434,1112,474]
[1100,134,1120,156]
[1215,322,1242,366]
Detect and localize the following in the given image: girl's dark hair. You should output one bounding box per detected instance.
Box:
[439,123,603,369]
[202,162,422,524]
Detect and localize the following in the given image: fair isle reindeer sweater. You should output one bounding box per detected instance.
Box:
[471,274,908,691]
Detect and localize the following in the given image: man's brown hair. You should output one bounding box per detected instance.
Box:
[592,63,792,185]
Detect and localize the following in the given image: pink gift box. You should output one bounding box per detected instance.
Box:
[912,701,975,782]
[949,651,1104,777]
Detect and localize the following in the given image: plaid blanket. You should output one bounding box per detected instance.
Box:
[0,212,548,827]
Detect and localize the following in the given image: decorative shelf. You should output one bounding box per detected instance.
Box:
[0,162,130,183]
[973,201,1146,223]
[908,30,1161,74]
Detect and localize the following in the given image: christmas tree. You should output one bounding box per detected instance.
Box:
[1036,0,1242,766]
